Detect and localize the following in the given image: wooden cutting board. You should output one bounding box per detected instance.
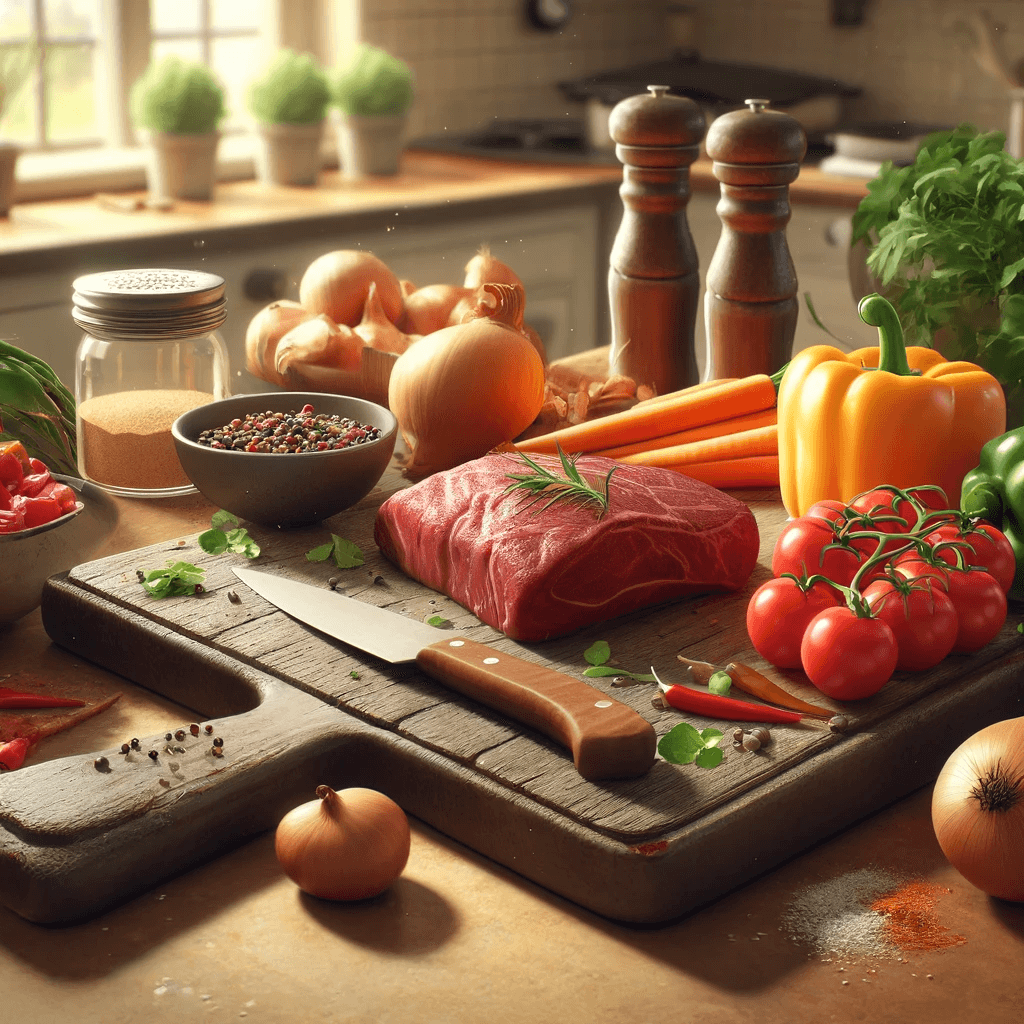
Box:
[5,482,1023,926]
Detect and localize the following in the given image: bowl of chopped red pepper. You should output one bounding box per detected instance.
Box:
[171,392,398,527]
[1,440,119,623]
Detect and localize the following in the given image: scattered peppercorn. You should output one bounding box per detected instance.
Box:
[195,404,383,454]
[227,589,241,604]
[212,737,223,748]
[165,732,173,742]
[174,729,186,742]
[211,746,224,758]
[130,738,141,751]
[120,742,131,755]
[94,756,109,772]
[148,750,159,760]
[190,723,200,736]
[205,725,213,735]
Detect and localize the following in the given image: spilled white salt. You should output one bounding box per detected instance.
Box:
[779,867,901,959]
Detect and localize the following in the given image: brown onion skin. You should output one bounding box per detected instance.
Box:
[275,786,411,901]
[401,283,474,336]
[931,716,1024,902]
[299,250,405,328]
[245,300,316,386]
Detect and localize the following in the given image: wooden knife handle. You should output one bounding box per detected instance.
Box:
[416,639,656,781]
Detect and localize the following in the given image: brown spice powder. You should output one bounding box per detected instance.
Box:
[79,388,215,490]
[869,880,967,952]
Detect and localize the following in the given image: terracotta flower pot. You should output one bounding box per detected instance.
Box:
[0,141,21,216]
[143,130,221,201]
[254,120,325,186]
[333,111,406,177]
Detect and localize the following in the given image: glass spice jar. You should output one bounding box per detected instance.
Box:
[73,268,230,497]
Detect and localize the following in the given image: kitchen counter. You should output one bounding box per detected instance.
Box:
[2,481,1021,1024]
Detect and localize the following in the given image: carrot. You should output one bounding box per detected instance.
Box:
[616,424,777,468]
[667,455,780,489]
[595,408,777,459]
[517,373,779,455]
[637,377,738,406]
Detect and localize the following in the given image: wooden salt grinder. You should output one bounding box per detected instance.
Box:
[608,84,706,395]
[704,99,807,380]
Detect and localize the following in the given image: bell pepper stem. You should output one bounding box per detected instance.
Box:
[858,293,913,376]
[961,479,1003,523]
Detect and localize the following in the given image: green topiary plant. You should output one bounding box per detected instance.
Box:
[332,44,413,118]
[130,55,226,135]
[248,49,330,126]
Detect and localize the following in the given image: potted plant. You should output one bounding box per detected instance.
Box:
[331,43,414,177]
[248,49,331,187]
[850,124,1024,426]
[0,42,37,216]
[130,55,226,201]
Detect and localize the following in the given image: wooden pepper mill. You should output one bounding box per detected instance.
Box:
[608,84,706,396]
[703,98,807,380]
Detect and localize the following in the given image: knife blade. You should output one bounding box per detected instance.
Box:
[232,567,656,781]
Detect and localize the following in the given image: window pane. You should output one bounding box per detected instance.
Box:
[151,38,203,66]
[0,39,36,140]
[45,42,96,141]
[43,0,99,39]
[210,0,258,32]
[211,35,259,128]
[0,61,33,142]
[152,0,201,34]
[0,0,33,40]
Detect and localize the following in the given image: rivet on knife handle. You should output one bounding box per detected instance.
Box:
[415,639,656,781]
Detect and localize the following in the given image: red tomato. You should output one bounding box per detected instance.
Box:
[891,550,952,593]
[862,578,958,671]
[0,507,26,533]
[18,469,53,497]
[848,488,917,534]
[10,493,62,529]
[941,567,1007,653]
[746,576,842,669]
[0,482,12,512]
[923,522,1016,595]
[806,499,847,527]
[772,517,865,585]
[800,607,898,700]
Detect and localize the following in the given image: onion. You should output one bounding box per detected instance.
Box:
[299,250,405,328]
[931,716,1024,901]
[463,245,524,290]
[353,281,419,354]
[275,785,411,901]
[401,283,474,336]
[245,300,316,386]
[274,314,364,379]
[388,282,546,478]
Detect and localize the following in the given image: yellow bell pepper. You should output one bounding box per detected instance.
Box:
[778,294,1006,517]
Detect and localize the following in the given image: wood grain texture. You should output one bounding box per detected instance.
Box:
[23,475,1024,924]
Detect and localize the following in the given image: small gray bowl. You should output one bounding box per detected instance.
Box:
[172,392,398,527]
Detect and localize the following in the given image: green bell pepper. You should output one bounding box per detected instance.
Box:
[961,428,1024,599]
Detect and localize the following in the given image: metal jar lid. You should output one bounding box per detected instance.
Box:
[72,268,227,340]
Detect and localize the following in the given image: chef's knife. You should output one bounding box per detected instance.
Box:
[232,567,656,781]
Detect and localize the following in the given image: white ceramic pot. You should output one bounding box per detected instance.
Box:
[0,141,21,216]
[333,111,407,177]
[143,130,221,201]
[254,120,325,186]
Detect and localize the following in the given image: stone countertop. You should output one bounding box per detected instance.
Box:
[1,481,1020,1024]
[0,150,870,276]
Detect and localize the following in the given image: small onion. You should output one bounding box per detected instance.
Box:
[299,250,405,328]
[931,716,1024,901]
[463,246,524,290]
[353,281,419,354]
[274,314,363,378]
[245,300,316,386]
[400,283,474,336]
[275,785,411,901]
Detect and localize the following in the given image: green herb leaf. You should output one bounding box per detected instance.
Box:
[427,615,449,627]
[198,511,260,559]
[210,510,239,530]
[139,560,206,599]
[305,542,335,563]
[658,723,725,770]
[350,670,360,680]
[708,671,732,695]
[198,528,228,555]
[584,640,611,667]
[502,443,614,518]
[329,535,364,568]
[583,665,627,677]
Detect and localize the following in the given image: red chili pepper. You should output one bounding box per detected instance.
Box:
[10,493,62,529]
[0,687,86,708]
[662,684,803,724]
[0,737,30,771]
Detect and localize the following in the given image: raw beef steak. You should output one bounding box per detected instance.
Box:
[374,453,760,642]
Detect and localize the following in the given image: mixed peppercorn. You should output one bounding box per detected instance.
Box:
[196,404,383,454]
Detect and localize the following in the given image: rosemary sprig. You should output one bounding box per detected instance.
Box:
[502,443,614,518]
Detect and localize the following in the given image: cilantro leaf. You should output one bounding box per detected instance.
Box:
[658,723,725,770]
[584,640,610,666]
[305,542,334,563]
[427,615,450,627]
[304,535,364,569]
[139,560,206,599]
[198,510,260,559]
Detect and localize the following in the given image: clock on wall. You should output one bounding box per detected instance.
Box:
[526,0,572,32]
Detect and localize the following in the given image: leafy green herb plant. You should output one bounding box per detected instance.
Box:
[130,55,226,135]
[582,640,656,683]
[658,722,724,769]
[248,49,331,126]
[306,535,364,569]
[138,561,206,599]
[198,510,261,559]
[0,340,77,475]
[851,124,1024,420]
[332,43,413,117]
